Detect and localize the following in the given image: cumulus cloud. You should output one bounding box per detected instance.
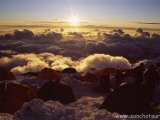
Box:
[86,41,109,54]
[151,33,160,40]
[0,54,49,73]
[0,29,63,41]
[135,28,150,38]
[0,53,131,74]
[101,28,160,41]
[68,32,84,39]
[76,54,131,72]
[36,31,63,41]
[112,29,124,35]
[85,28,160,62]
[0,29,34,40]
[0,50,18,58]
[0,53,77,74]
[86,41,145,62]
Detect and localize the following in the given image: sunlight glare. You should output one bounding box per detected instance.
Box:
[69,16,80,26]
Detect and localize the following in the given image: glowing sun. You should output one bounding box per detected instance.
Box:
[68,16,80,26]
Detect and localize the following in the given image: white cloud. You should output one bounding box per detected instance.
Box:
[76,54,131,72]
[0,53,131,74]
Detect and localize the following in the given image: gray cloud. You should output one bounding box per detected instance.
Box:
[0,28,160,64]
[68,32,84,39]
[136,22,160,25]
[0,29,63,41]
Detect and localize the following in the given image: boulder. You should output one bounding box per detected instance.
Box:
[0,69,16,81]
[37,68,62,80]
[0,82,37,113]
[100,83,152,114]
[37,81,76,104]
[62,68,77,74]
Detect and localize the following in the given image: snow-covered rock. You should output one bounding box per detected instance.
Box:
[62,77,107,98]
[0,113,13,120]
[12,97,122,120]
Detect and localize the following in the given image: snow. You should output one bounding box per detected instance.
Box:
[0,73,160,120]
[12,97,122,120]
[18,74,107,98]
[61,76,107,98]
[0,113,13,120]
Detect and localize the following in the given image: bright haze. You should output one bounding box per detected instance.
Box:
[0,0,160,74]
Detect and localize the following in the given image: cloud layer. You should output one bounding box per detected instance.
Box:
[0,29,63,41]
[0,28,160,65]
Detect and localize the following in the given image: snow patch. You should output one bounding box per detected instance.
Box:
[13,98,122,120]
[61,77,107,98]
[0,113,13,120]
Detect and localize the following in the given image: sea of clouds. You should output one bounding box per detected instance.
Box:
[0,28,160,74]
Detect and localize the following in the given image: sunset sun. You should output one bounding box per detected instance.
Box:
[68,16,80,26]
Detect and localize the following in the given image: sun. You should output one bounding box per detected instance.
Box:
[68,16,80,26]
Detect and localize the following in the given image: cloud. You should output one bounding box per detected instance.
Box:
[0,29,63,41]
[76,54,131,72]
[0,50,18,57]
[86,28,160,62]
[86,41,108,54]
[136,22,160,25]
[68,32,84,39]
[36,31,63,41]
[135,28,150,38]
[151,33,160,40]
[7,53,77,74]
[112,29,124,35]
[86,41,145,62]
[0,53,131,74]
[0,54,49,72]
[14,29,34,39]
[0,29,34,40]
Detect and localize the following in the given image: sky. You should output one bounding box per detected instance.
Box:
[0,0,160,27]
